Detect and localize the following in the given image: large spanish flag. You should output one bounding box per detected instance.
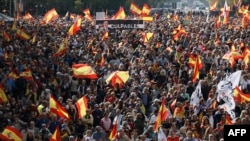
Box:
[50,95,70,120]
[153,98,168,132]
[0,126,22,141]
[68,17,82,35]
[210,0,218,11]
[130,2,142,16]
[16,29,30,40]
[72,64,98,79]
[50,126,61,141]
[0,84,8,103]
[109,117,118,140]
[53,38,68,57]
[42,8,59,24]
[75,96,88,119]
[234,86,250,103]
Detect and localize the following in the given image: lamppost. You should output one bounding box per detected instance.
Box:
[35,4,43,17]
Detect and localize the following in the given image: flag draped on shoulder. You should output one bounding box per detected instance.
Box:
[72,64,98,79]
[75,96,88,119]
[0,126,22,141]
[50,95,70,120]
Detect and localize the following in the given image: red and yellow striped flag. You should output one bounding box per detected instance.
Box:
[53,38,68,57]
[75,96,88,119]
[141,3,151,16]
[0,84,8,103]
[192,55,202,83]
[142,16,153,22]
[112,7,126,20]
[153,98,168,132]
[210,0,218,11]
[42,8,58,24]
[130,2,142,16]
[23,13,34,21]
[83,8,91,16]
[234,86,250,103]
[0,126,22,141]
[72,64,98,79]
[50,126,61,141]
[50,95,70,120]
[109,117,118,140]
[102,32,108,41]
[68,17,82,35]
[8,70,19,80]
[225,114,233,125]
[16,29,30,40]
[3,30,11,42]
[20,68,33,81]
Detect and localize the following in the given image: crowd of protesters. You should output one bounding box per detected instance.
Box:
[0,9,250,141]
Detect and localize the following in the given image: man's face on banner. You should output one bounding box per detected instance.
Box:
[103,21,108,28]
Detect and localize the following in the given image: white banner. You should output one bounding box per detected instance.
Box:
[216,70,242,119]
[190,81,203,114]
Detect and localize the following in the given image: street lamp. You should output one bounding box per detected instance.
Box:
[35,4,43,17]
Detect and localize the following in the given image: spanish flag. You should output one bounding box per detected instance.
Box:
[11,21,17,31]
[130,2,142,16]
[16,28,30,40]
[214,15,221,29]
[53,38,68,57]
[112,7,126,20]
[142,32,153,43]
[0,84,8,103]
[3,30,11,42]
[210,0,218,11]
[153,98,168,132]
[8,70,19,80]
[141,3,151,17]
[75,96,88,119]
[188,54,203,69]
[68,17,82,35]
[234,86,250,103]
[20,68,33,81]
[102,32,108,41]
[23,13,34,21]
[109,117,118,140]
[72,64,98,79]
[0,126,22,141]
[225,114,233,125]
[83,8,91,16]
[42,8,58,24]
[142,16,153,22]
[50,95,70,120]
[192,55,202,83]
[50,126,61,141]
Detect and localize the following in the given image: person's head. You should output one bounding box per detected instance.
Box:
[208,134,215,141]
[186,130,193,138]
